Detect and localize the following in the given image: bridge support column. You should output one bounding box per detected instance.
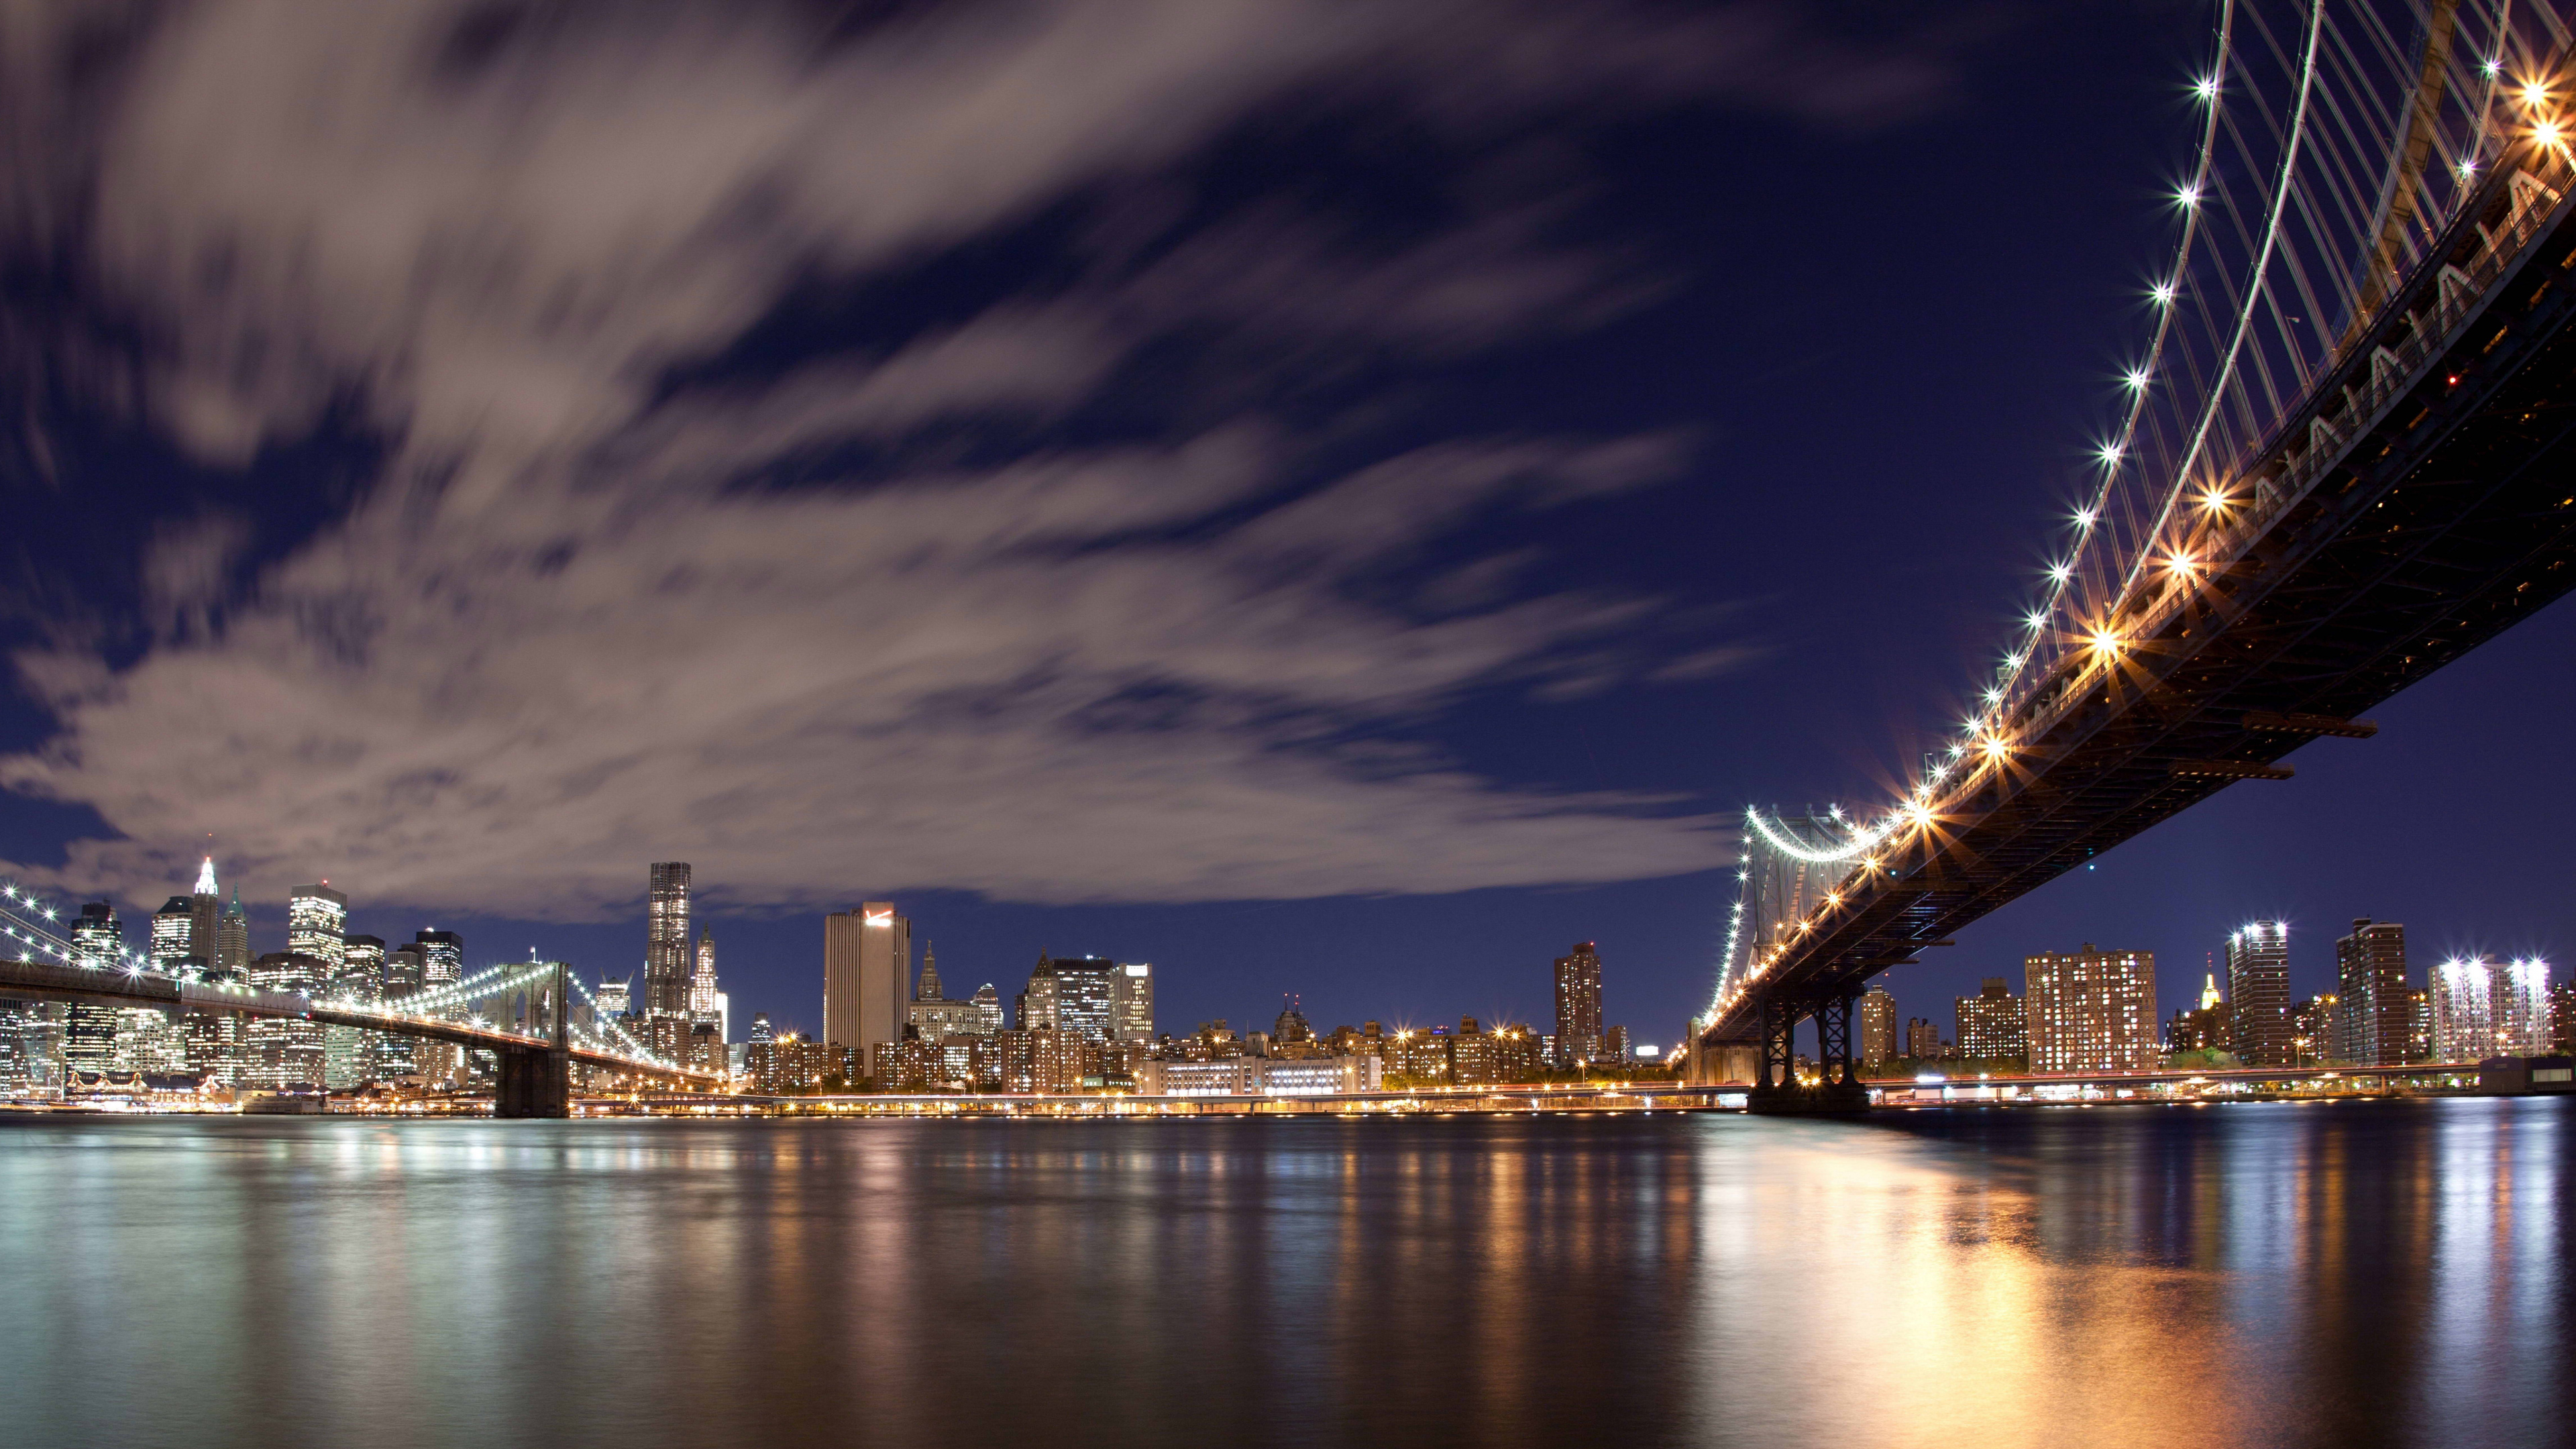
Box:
[496,1045,571,1119]
[1746,991,1872,1116]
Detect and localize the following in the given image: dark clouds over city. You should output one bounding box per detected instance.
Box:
[3,1,2571,1041]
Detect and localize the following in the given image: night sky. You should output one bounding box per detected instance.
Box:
[1,1,2566,1049]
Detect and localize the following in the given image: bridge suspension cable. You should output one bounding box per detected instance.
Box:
[1709,0,2576,1030]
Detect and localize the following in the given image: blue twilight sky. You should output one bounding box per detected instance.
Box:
[0,1,2567,1046]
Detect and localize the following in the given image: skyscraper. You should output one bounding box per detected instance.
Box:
[63,904,121,1079]
[2334,919,2410,1066]
[646,863,693,1020]
[1858,985,1896,1067]
[215,889,250,974]
[1045,956,1120,1042]
[246,952,327,1087]
[971,983,1004,1038]
[1115,962,1154,1044]
[1554,943,1603,1065]
[2025,945,2157,1074]
[822,902,908,1053]
[2226,921,2292,1067]
[690,928,720,1022]
[1018,959,1059,1032]
[189,857,220,971]
[2496,957,2553,1055]
[288,884,350,984]
[1955,977,2028,1061]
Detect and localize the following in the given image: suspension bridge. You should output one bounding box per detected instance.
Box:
[0,890,720,1116]
[1698,0,2576,1109]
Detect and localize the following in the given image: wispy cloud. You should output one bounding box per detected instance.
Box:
[0,0,1962,915]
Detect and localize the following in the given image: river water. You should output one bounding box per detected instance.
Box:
[0,1099,2567,1448]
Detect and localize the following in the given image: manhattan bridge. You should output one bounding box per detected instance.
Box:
[1701,0,2576,1108]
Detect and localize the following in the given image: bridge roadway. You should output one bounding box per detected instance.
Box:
[0,957,722,1113]
[1706,148,2576,1091]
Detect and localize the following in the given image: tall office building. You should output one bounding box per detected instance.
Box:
[415,929,464,991]
[594,975,631,1018]
[288,884,350,983]
[971,983,1004,1037]
[1955,977,2028,1060]
[1116,961,1154,1044]
[645,863,693,1019]
[1044,957,1120,1042]
[215,889,250,974]
[64,903,122,1079]
[1018,960,1059,1032]
[1554,942,1604,1065]
[411,930,466,1085]
[1858,985,1896,1067]
[690,928,720,1022]
[189,857,220,969]
[150,896,196,970]
[2334,919,2410,1066]
[822,902,908,1053]
[2025,945,2157,1074]
[2226,921,2292,1067]
[289,884,358,1089]
[246,952,328,1087]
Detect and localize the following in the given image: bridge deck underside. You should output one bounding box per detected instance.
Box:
[1711,173,2576,1042]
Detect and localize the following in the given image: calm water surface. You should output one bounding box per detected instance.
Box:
[1,1099,2569,1448]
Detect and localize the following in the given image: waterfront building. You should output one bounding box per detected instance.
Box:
[823,902,908,1054]
[2226,922,2292,1067]
[1115,962,1154,1043]
[971,983,1004,1037]
[2496,957,2554,1056]
[745,1036,855,1094]
[1904,1017,1942,1061]
[2334,919,2410,1066]
[2025,945,2157,1074]
[1136,1056,1383,1095]
[2428,955,2492,1061]
[2553,981,2576,1054]
[1554,942,1603,1065]
[1859,986,1896,1067]
[1955,978,2027,1061]
[2292,994,2338,1065]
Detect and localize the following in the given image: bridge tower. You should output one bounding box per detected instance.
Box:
[494,958,572,1119]
[1703,810,1875,1113]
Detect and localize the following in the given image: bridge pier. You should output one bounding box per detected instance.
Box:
[1745,990,1872,1116]
[495,1045,571,1118]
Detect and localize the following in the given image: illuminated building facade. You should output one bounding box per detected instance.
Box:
[823,902,908,1054]
[1045,957,1120,1042]
[287,884,349,981]
[64,904,121,1079]
[2226,921,2292,1067]
[1859,986,1896,1067]
[2024,945,2157,1074]
[1955,978,2027,1061]
[245,952,328,1087]
[689,928,721,1025]
[2428,955,2493,1061]
[2333,919,2411,1066]
[2292,994,2338,1066]
[1115,962,1154,1044]
[1554,942,1603,1065]
[1904,1017,1942,1061]
[645,863,692,1020]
